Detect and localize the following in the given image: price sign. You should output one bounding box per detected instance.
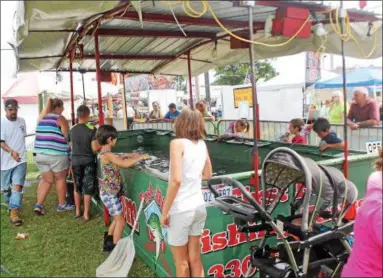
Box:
[233,87,253,108]
[202,184,233,207]
[365,140,382,154]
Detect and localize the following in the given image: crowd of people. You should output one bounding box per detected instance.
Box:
[144,100,215,123]
[0,85,382,277]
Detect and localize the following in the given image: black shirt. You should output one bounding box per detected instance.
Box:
[68,123,97,166]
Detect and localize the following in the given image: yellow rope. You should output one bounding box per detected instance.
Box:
[205,0,312,47]
[157,0,378,58]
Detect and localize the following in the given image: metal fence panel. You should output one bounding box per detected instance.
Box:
[130,121,217,135]
[216,120,382,151]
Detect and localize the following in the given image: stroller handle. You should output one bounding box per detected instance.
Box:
[207,177,273,222]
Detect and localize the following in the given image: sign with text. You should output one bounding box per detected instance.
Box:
[365,140,382,154]
[305,52,321,88]
[233,87,253,108]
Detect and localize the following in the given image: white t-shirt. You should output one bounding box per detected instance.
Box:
[127,107,135,118]
[169,139,207,215]
[1,117,27,170]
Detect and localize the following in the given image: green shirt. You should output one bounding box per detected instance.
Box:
[329,103,347,124]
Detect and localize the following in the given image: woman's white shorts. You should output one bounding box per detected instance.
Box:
[167,206,207,247]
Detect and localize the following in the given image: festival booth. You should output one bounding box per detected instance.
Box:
[10,1,382,277]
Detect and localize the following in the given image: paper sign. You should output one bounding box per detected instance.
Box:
[201,184,233,207]
[233,87,253,108]
[238,101,249,119]
[366,141,382,154]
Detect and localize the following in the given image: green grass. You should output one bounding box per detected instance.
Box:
[0,184,154,277]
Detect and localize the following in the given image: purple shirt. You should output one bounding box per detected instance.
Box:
[347,98,380,124]
[342,171,382,278]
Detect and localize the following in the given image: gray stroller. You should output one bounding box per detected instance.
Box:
[208,147,358,277]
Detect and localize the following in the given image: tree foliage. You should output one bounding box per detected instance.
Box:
[213,61,278,86]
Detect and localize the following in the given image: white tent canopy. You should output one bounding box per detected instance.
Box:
[38,72,120,99]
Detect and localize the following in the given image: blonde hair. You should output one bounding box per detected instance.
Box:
[196,100,207,114]
[175,108,206,140]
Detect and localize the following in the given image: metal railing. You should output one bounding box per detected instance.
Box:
[216,120,382,151]
[127,120,381,152]
[130,121,217,135]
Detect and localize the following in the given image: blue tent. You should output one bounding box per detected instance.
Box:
[314,67,382,89]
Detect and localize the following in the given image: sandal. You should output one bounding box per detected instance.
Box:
[74,215,82,219]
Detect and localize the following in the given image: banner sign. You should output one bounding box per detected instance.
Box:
[305,52,321,88]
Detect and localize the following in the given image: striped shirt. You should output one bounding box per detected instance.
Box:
[34,113,70,156]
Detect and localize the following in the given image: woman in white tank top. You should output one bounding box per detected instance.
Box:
[160,108,213,277]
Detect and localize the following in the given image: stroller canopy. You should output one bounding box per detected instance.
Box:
[263,151,358,212]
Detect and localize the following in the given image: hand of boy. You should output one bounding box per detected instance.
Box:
[320,143,328,152]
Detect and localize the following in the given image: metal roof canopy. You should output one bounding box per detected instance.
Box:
[10,0,382,228]
[10,1,382,76]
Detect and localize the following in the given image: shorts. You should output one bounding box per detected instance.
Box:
[1,163,27,191]
[34,153,69,174]
[167,206,207,246]
[100,192,122,217]
[72,163,97,195]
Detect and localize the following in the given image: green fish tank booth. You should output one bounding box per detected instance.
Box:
[95,129,378,277]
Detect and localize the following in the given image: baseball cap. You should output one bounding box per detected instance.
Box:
[4,99,19,109]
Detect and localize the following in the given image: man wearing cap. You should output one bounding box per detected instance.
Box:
[347,87,380,130]
[1,99,26,226]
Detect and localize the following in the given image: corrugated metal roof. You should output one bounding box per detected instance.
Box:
[10,0,383,76]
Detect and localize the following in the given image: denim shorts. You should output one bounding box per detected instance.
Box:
[34,153,69,173]
[1,163,27,192]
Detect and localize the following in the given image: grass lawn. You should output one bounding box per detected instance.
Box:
[0,184,154,277]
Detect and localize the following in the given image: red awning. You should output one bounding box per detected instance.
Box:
[2,73,40,104]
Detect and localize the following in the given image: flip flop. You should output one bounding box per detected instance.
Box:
[74,215,82,219]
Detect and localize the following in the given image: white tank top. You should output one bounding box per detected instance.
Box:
[169,139,207,215]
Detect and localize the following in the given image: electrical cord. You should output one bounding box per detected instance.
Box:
[158,0,378,58]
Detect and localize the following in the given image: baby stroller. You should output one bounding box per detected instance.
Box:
[207,147,358,278]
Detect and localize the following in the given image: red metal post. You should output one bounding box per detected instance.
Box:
[339,0,349,179]
[256,104,261,140]
[94,32,109,226]
[248,6,260,198]
[69,59,75,125]
[187,51,194,108]
[94,33,104,126]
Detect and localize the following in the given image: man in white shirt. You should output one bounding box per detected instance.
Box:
[126,105,136,128]
[1,99,26,226]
